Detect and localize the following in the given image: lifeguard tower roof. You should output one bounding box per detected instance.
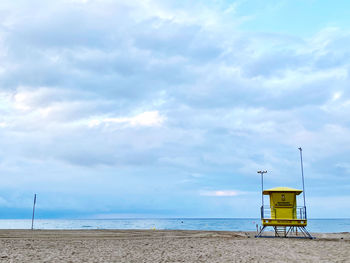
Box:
[263,187,302,195]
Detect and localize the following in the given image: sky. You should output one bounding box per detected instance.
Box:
[0,0,350,219]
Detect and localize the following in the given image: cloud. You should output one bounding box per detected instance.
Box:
[88,111,166,128]
[0,0,350,218]
[200,190,243,197]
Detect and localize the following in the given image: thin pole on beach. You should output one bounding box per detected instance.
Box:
[257,170,267,219]
[31,194,37,230]
[298,147,307,219]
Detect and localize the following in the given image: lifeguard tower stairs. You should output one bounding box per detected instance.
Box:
[255,187,313,239]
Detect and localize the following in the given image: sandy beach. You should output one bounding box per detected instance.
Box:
[0,230,349,262]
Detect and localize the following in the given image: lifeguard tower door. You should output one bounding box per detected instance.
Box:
[270,192,296,219]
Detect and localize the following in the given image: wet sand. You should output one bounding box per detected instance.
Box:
[0,230,349,262]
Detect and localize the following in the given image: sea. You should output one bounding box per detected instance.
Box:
[0,218,349,233]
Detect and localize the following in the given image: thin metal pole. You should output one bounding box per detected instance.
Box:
[262,172,264,207]
[298,147,307,219]
[31,194,37,230]
[257,170,267,219]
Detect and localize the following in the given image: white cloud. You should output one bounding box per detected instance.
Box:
[88,111,165,128]
[200,190,242,197]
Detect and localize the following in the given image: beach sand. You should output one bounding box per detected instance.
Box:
[0,230,349,262]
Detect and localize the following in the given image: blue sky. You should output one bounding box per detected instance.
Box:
[0,0,350,219]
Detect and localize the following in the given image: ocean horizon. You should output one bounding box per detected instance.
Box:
[0,218,349,233]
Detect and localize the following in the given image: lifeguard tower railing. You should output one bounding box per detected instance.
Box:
[261,205,307,227]
[261,206,306,219]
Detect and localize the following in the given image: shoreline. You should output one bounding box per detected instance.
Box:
[1,218,349,233]
[0,230,349,262]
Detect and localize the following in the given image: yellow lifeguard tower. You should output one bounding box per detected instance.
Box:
[255,148,313,239]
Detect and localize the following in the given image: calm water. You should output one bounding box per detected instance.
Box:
[0,218,349,233]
